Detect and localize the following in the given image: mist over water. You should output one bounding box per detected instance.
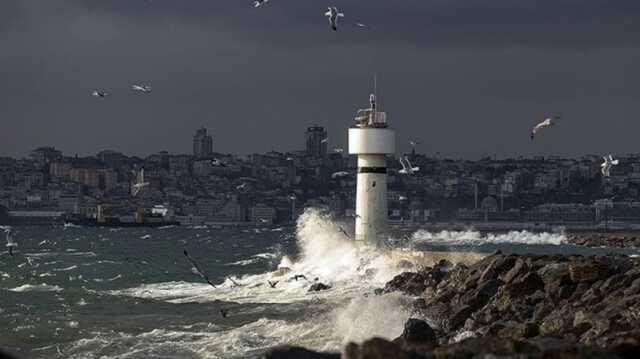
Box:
[1,209,638,358]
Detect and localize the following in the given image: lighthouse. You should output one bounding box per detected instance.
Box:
[348,93,395,246]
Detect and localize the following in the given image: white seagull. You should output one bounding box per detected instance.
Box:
[254,0,268,7]
[211,158,227,167]
[324,7,344,31]
[236,183,248,191]
[5,229,17,257]
[131,168,150,197]
[132,84,152,93]
[321,137,329,144]
[331,171,350,179]
[531,116,559,140]
[92,90,108,98]
[601,154,619,177]
[398,156,419,175]
[334,148,344,153]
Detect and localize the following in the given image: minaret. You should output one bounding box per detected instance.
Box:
[348,92,395,246]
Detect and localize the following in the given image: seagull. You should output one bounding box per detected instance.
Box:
[211,158,227,167]
[409,141,420,147]
[331,171,350,179]
[356,23,367,28]
[601,154,619,177]
[334,148,344,153]
[321,137,329,144]
[236,183,247,190]
[324,7,344,31]
[293,274,307,281]
[530,116,559,140]
[183,250,217,288]
[398,157,419,175]
[131,168,150,197]
[267,280,278,288]
[258,218,269,224]
[254,0,268,7]
[5,229,16,257]
[131,84,152,93]
[91,90,108,98]
[399,195,407,201]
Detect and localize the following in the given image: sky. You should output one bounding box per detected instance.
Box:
[1,0,640,159]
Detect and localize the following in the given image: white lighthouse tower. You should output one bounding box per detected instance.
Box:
[348,93,395,246]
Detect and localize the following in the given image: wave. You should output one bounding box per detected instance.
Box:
[54,265,78,272]
[9,283,63,292]
[410,229,567,246]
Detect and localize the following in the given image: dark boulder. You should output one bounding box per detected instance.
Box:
[383,272,427,296]
[264,346,339,359]
[343,338,412,359]
[308,283,331,292]
[393,318,437,346]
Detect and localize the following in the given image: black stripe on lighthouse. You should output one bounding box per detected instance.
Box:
[357,167,387,174]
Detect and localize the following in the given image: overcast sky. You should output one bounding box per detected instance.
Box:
[1,0,640,159]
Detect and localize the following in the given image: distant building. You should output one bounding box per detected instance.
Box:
[193,127,213,158]
[30,147,62,166]
[250,204,276,224]
[305,125,327,158]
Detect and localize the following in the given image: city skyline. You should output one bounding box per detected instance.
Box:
[2,1,640,159]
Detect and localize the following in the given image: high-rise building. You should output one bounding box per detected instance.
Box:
[193,127,213,158]
[305,125,327,158]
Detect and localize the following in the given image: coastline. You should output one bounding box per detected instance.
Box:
[265,249,640,358]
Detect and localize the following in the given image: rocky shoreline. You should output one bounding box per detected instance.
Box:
[265,251,640,358]
[566,232,640,248]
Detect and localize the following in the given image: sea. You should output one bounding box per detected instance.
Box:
[1,209,638,359]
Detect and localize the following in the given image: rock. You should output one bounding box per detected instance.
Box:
[537,262,571,294]
[501,258,528,283]
[539,309,574,336]
[308,283,331,292]
[569,260,604,283]
[394,318,437,346]
[448,305,474,331]
[383,272,427,295]
[505,272,545,298]
[396,260,414,270]
[264,346,339,359]
[459,278,502,311]
[342,338,412,359]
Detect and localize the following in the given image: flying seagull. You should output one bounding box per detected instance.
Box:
[91,90,108,98]
[131,84,152,93]
[321,137,329,144]
[211,158,227,167]
[398,156,419,175]
[331,171,350,179]
[409,141,420,147]
[530,116,559,140]
[356,23,367,28]
[324,7,344,31]
[601,154,619,177]
[5,229,16,257]
[131,168,150,197]
[236,183,247,191]
[254,0,268,7]
[334,148,344,153]
[183,250,216,288]
[267,280,278,288]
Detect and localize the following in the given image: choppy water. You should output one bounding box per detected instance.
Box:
[1,210,638,359]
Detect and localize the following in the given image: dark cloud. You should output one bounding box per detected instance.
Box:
[1,0,640,159]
